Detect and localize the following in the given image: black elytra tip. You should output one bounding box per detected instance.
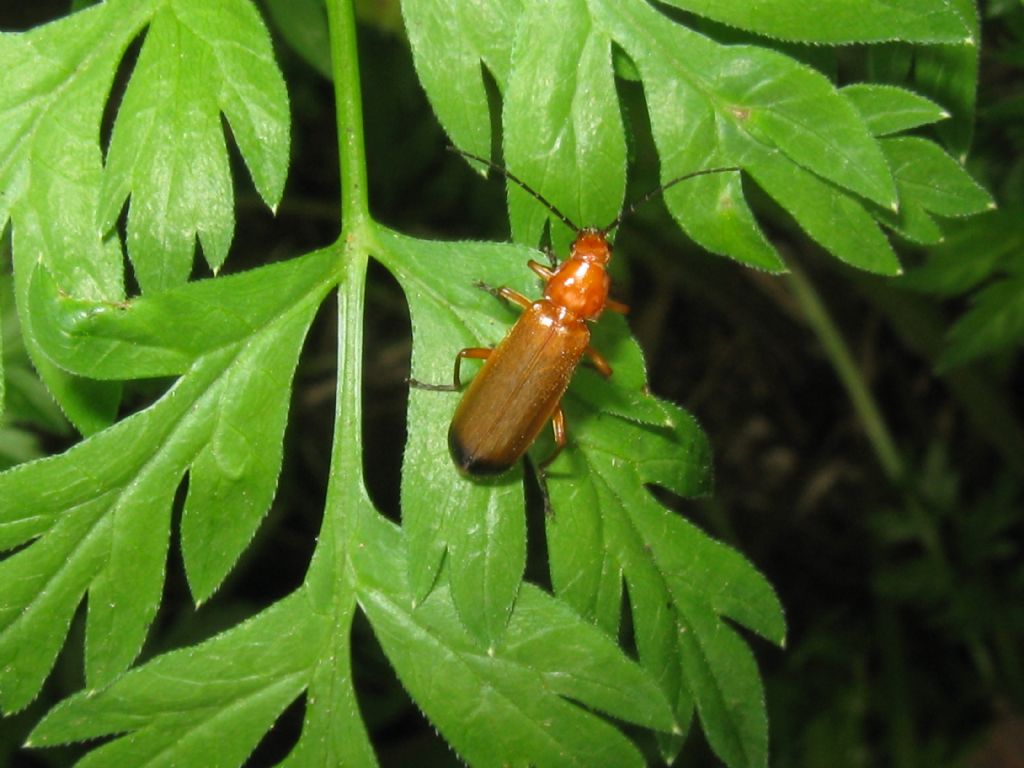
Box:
[448,427,512,477]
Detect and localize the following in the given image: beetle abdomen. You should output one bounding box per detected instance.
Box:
[448,300,589,475]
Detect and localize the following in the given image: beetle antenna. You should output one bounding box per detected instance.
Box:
[600,165,741,235]
[449,146,581,235]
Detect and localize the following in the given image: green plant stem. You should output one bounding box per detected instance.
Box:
[322,0,372,555]
[876,600,917,768]
[304,3,374,739]
[788,262,955,584]
[327,0,370,235]
[850,272,1024,479]
[785,260,905,484]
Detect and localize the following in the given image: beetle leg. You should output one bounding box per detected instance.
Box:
[584,346,613,378]
[473,280,533,311]
[536,405,568,516]
[471,278,498,296]
[538,405,568,475]
[528,259,556,283]
[408,347,491,391]
[605,298,630,315]
[497,287,533,310]
[453,347,491,388]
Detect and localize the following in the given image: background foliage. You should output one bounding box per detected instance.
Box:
[1,0,1022,766]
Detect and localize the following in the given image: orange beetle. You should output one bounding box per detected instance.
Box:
[446,227,626,476]
[416,150,736,478]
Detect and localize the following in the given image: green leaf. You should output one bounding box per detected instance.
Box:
[264,0,332,79]
[656,0,971,44]
[355,514,673,768]
[377,225,687,645]
[0,427,46,471]
[866,1,979,161]
[546,399,786,768]
[0,273,70,441]
[880,201,947,246]
[374,228,532,646]
[664,167,782,273]
[0,304,4,422]
[100,0,290,292]
[0,1,842,763]
[0,1,153,431]
[503,0,627,247]
[901,209,1024,297]
[574,316,680,427]
[841,83,950,136]
[885,137,992,217]
[30,248,337,380]
[376,211,785,767]
[737,140,900,274]
[276,609,379,768]
[0,253,332,710]
[410,0,902,270]
[592,0,897,255]
[1,364,69,435]
[29,590,330,767]
[674,602,772,768]
[402,0,522,157]
[876,135,995,239]
[913,0,979,160]
[0,1,146,297]
[0,0,289,427]
[939,276,1024,368]
[27,495,378,768]
[402,0,990,285]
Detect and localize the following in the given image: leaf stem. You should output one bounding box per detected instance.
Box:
[326,0,369,495]
[326,0,370,234]
[304,9,376,749]
[329,251,369,515]
[318,0,373,566]
[785,260,904,483]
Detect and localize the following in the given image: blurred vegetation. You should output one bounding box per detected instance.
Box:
[2,1,1023,766]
